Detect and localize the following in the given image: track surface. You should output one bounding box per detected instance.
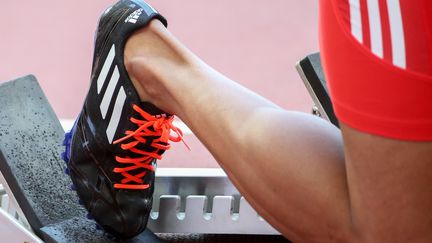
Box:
[1,0,318,168]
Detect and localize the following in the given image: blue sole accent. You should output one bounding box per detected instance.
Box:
[86,213,94,220]
[61,151,67,162]
[69,184,77,191]
[62,135,69,164]
[62,117,78,164]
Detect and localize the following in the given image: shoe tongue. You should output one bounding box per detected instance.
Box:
[140,101,170,116]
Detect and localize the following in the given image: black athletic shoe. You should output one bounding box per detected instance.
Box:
[61,0,185,239]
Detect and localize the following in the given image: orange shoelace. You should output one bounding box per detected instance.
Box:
[112,104,189,190]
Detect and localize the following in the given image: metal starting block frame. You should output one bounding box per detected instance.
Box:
[0,75,279,242]
[296,53,339,127]
[150,168,277,234]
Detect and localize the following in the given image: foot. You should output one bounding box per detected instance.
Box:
[62,0,184,239]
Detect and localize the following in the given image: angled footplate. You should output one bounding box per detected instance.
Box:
[0,75,84,228]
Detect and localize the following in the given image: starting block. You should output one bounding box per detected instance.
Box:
[0,75,282,242]
[296,53,339,127]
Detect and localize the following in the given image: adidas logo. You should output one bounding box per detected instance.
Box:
[95,44,127,144]
[125,8,143,24]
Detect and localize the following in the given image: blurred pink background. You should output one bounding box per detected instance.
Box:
[0,0,319,167]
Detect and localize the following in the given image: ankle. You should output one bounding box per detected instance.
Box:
[124,20,169,61]
[124,19,192,113]
[124,20,164,101]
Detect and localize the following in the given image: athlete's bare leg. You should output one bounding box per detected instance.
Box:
[124,20,432,243]
[124,20,350,242]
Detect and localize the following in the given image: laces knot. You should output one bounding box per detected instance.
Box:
[111,104,189,190]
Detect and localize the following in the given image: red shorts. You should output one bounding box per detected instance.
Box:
[319,0,432,141]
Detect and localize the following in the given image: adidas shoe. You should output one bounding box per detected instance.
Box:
[62,0,185,239]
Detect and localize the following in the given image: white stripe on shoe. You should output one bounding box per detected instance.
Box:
[106,86,127,144]
[349,0,363,43]
[386,0,406,68]
[92,42,194,144]
[96,45,116,94]
[100,66,120,119]
[367,0,384,58]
